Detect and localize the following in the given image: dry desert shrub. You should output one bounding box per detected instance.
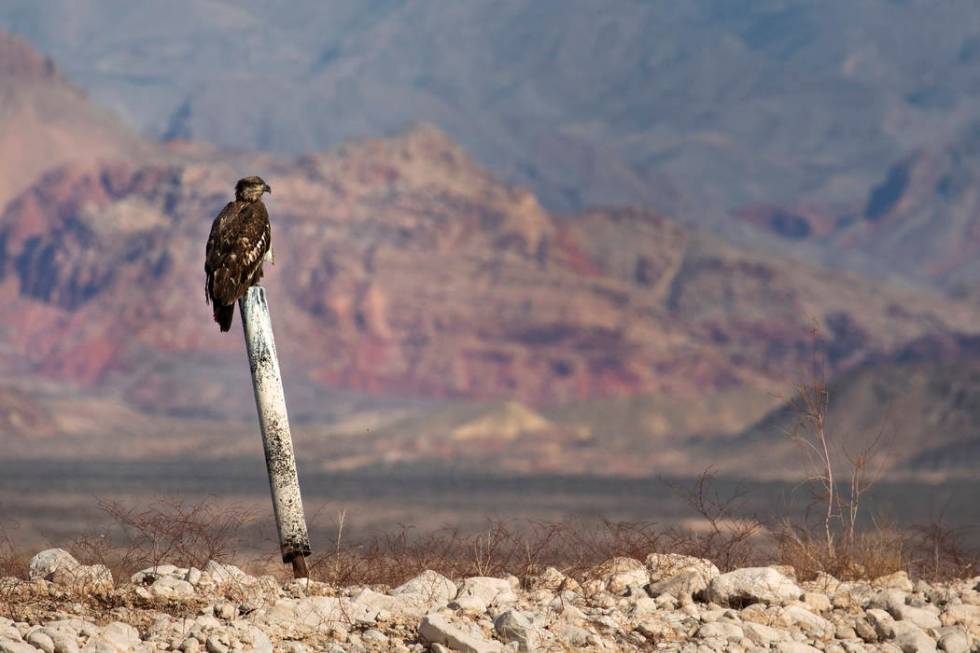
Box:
[69,497,254,580]
[0,501,974,593]
[773,510,978,583]
[907,508,979,581]
[0,523,26,580]
[774,518,906,581]
[771,346,979,581]
[664,467,764,571]
[306,516,669,589]
[0,522,28,609]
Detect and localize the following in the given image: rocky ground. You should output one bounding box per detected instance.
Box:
[0,549,976,652]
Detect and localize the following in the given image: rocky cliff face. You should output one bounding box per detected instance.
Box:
[1,126,977,417]
[2,29,980,478]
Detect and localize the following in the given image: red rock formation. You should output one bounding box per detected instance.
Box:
[1,127,977,416]
[1,32,978,476]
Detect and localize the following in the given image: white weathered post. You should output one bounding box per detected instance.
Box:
[239,286,311,578]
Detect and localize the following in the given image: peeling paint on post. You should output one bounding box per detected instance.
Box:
[239,286,311,577]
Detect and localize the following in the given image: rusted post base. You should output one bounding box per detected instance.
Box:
[240,286,313,577]
[290,555,309,579]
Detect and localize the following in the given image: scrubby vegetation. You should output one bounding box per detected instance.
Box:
[1,477,973,595]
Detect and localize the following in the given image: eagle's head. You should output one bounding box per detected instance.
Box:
[235,176,272,203]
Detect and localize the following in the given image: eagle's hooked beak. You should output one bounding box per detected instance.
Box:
[263,184,272,194]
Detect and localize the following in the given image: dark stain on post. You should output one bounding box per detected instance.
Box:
[239,286,312,576]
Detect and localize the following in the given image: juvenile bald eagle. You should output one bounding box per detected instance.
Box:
[205,176,273,331]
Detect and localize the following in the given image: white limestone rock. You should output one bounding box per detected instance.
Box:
[591,557,649,595]
[450,577,517,613]
[773,605,834,637]
[98,622,140,653]
[418,613,502,653]
[645,553,720,584]
[213,601,237,621]
[1,639,44,653]
[130,565,186,585]
[230,623,272,653]
[28,550,112,593]
[647,569,710,603]
[184,568,203,586]
[179,639,201,653]
[349,588,429,623]
[493,610,538,652]
[28,549,78,581]
[891,603,941,630]
[79,638,120,653]
[775,643,822,653]
[697,621,744,641]
[391,570,457,607]
[802,591,831,612]
[742,621,789,646]
[936,627,970,653]
[867,608,897,639]
[890,620,937,653]
[941,603,980,628]
[707,568,803,606]
[204,561,253,585]
[0,623,17,644]
[531,567,580,592]
[873,571,914,592]
[256,596,344,633]
[24,630,54,653]
[870,588,908,612]
[150,576,195,600]
[52,564,113,593]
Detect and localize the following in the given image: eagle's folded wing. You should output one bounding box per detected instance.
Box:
[206,202,271,307]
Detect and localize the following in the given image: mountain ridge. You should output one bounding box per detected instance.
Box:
[1,28,979,480]
[0,30,149,212]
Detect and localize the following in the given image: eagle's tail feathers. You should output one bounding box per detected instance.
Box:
[213,271,241,307]
[214,303,235,332]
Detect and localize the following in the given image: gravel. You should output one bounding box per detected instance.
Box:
[0,549,976,652]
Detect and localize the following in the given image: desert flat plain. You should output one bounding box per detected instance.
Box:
[0,25,978,553]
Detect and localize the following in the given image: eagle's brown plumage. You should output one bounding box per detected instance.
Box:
[205,176,272,331]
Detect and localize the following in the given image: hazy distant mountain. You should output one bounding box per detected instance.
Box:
[736,120,980,297]
[0,30,147,209]
[2,27,980,479]
[5,0,980,225]
[10,124,974,411]
[712,333,980,480]
[2,114,978,475]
